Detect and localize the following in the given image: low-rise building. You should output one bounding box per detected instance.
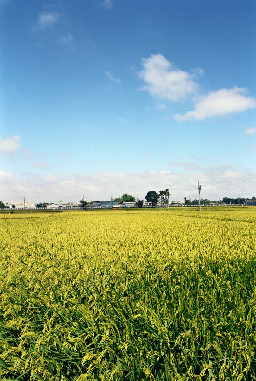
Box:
[143,200,152,207]
[93,201,119,209]
[170,201,183,207]
[245,199,256,206]
[46,203,61,209]
[10,201,36,209]
[121,201,137,208]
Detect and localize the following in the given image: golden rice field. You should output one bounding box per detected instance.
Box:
[0,207,256,380]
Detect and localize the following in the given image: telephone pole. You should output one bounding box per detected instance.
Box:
[198,181,201,211]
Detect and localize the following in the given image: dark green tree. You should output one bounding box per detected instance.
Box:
[115,194,135,204]
[137,200,144,208]
[80,200,88,209]
[145,191,159,207]
[36,202,49,208]
[0,201,6,209]
[184,197,191,206]
[222,197,245,205]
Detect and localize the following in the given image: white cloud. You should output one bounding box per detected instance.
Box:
[102,0,114,9]
[0,135,20,154]
[62,152,73,158]
[175,87,256,121]
[1,165,255,204]
[171,161,202,171]
[23,150,31,159]
[36,11,59,29]
[155,103,167,110]
[139,54,198,102]
[57,33,74,49]
[106,71,121,84]
[246,127,256,136]
[32,161,48,169]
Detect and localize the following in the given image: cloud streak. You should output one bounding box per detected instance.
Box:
[57,33,74,49]
[106,70,121,84]
[246,127,256,136]
[102,0,114,9]
[32,161,48,169]
[35,11,59,30]
[175,87,256,121]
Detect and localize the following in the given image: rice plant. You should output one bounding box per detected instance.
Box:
[0,208,256,380]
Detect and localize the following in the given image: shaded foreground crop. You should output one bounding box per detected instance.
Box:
[0,208,256,380]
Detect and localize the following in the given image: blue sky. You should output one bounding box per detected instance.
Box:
[1,0,256,203]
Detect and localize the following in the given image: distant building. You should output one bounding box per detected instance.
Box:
[60,202,76,209]
[46,203,60,209]
[245,199,256,206]
[113,204,122,209]
[170,201,183,207]
[143,200,152,207]
[10,201,35,209]
[93,201,118,209]
[121,201,137,208]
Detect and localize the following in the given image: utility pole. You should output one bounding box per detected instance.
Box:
[82,195,86,209]
[198,181,201,211]
[24,197,25,209]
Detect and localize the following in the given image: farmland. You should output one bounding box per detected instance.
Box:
[0,208,256,380]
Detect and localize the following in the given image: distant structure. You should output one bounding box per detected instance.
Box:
[121,201,137,208]
[10,201,35,209]
[93,201,119,209]
[198,181,202,211]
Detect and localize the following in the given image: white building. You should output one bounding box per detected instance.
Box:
[10,201,36,209]
[143,200,152,207]
[170,201,183,207]
[121,201,137,208]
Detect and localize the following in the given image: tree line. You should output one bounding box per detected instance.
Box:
[1,194,255,210]
[80,190,170,208]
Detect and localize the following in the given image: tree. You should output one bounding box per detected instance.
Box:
[159,189,170,207]
[137,199,144,208]
[0,201,6,209]
[184,197,191,206]
[36,202,49,208]
[80,199,88,209]
[145,191,159,207]
[115,194,135,204]
[222,197,245,205]
[159,190,166,207]
[165,188,170,208]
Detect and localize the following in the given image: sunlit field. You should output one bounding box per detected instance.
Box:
[0,207,256,380]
